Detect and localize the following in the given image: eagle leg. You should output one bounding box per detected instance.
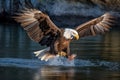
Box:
[50,40,59,55]
[65,46,76,60]
[62,44,71,58]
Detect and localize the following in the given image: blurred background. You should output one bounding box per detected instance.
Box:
[0,0,120,22]
[0,0,120,80]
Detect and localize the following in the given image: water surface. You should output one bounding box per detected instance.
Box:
[0,22,120,80]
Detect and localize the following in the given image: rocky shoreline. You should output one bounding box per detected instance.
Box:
[0,0,120,25]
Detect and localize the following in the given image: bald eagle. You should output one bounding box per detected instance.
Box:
[14,8,114,61]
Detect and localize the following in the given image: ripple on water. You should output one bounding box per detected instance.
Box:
[0,57,119,71]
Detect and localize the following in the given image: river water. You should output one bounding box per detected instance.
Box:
[0,16,120,80]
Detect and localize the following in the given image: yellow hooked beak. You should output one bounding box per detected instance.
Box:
[74,34,79,40]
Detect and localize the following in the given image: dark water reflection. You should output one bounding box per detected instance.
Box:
[0,23,120,80]
[35,66,120,80]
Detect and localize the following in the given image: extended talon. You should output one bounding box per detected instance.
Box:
[68,54,76,61]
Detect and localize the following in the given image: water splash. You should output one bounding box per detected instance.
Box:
[47,57,75,66]
[0,58,119,71]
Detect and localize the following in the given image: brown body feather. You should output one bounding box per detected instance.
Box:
[55,29,71,55]
[14,8,114,60]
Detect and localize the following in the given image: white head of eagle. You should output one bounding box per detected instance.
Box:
[63,28,79,40]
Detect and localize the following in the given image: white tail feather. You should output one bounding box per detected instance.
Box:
[41,54,48,61]
[45,55,55,61]
[33,47,56,61]
[34,47,50,57]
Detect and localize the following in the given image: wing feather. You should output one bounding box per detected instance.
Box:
[90,25,96,36]
[75,13,114,37]
[14,9,61,46]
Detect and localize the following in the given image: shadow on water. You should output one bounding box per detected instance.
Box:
[0,22,120,80]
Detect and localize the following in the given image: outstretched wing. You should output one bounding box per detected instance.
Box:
[75,13,114,37]
[14,8,61,46]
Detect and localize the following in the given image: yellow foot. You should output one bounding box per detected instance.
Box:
[58,51,67,56]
